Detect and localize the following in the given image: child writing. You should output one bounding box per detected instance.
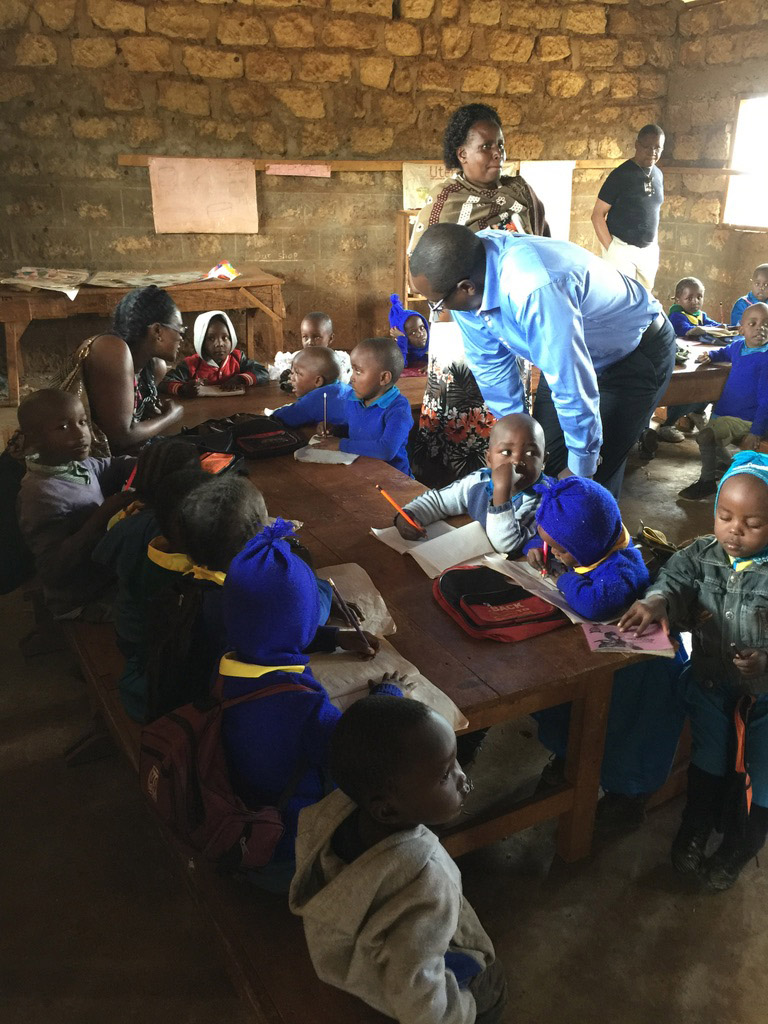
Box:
[731,263,768,327]
[160,311,267,396]
[679,302,768,501]
[313,337,413,476]
[290,693,508,1024]
[271,347,351,429]
[269,311,352,388]
[389,293,429,367]
[16,390,135,618]
[620,451,768,891]
[395,413,552,555]
[220,521,398,891]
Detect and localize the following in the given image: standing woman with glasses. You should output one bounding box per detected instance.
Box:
[60,285,184,456]
[407,103,550,487]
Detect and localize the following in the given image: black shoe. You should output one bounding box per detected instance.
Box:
[638,428,658,460]
[702,842,756,892]
[678,478,717,501]
[671,820,712,876]
[595,792,647,831]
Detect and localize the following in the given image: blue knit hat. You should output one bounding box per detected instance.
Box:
[389,293,429,337]
[223,518,320,666]
[716,450,768,507]
[534,477,622,567]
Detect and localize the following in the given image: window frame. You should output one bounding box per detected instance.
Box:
[720,92,768,234]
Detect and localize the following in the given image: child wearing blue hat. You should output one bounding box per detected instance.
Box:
[621,450,768,891]
[220,519,401,891]
[389,293,429,367]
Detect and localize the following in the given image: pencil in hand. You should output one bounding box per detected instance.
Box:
[376,484,426,536]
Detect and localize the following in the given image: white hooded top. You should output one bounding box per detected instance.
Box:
[193,310,239,363]
[289,788,496,1024]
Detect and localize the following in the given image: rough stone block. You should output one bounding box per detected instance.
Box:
[742,30,768,60]
[441,0,459,17]
[87,0,145,34]
[331,0,390,14]
[198,120,246,142]
[183,46,243,78]
[418,62,452,91]
[71,37,116,69]
[678,7,717,37]
[706,37,741,64]
[35,0,76,31]
[0,72,34,102]
[494,98,522,126]
[507,134,544,160]
[379,94,418,125]
[442,25,472,59]
[218,12,269,45]
[597,136,624,159]
[148,5,210,40]
[251,121,286,154]
[469,0,499,25]
[564,139,589,158]
[719,0,761,28]
[611,73,638,99]
[638,72,666,98]
[536,35,570,62]
[590,73,610,96]
[0,1,29,30]
[225,84,270,116]
[19,112,58,137]
[158,80,210,116]
[72,116,116,140]
[322,19,377,48]
[626,105,661,132]
[546,71,586,99]
[610,8,674,36]
[245,52,292,81]
[577,38,620,68]
[402,0,435,16]
[273,13,315,47]
[120,37,173,73]
[393,68,411,92]
[298,53,352,82]
[562,5,606,35]
[691,198,721,225]
[128,117,163,146]
[461,66,500,95]
[102,75,143,110]
[273,87,325,118]
[350,125,394,153]
[75,200,110,220]
[384,23,421,56]
[421,23,438,56]
[359,56,393,89]
[508,5,560,29]
[488,32,534,63]
[672,134,703,162]
[15,35,57,67]
[300,123,341,155]
[682,172,723,195]
[679,40,704,66]
[622,41,645,67]
[502,72,535,95]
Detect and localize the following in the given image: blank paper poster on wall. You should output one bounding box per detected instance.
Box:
[518,161,575,241]
[148,157,259,234]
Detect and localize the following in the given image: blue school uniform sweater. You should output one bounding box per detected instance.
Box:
[731,291,760,327]
[556,543,650,621]
[337,386,413,476]
[708,339,768,436]
[668,304,722,339]
[272,380,353,429]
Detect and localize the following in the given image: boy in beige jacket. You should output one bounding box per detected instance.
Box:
[289,695,508,1024]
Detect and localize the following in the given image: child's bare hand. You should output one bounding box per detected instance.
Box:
[491,461,522,504]
[180,380,203,397]
[695,353,711,366]
[220,376,246,392]
[368,671,409,692]
[338,630,380,659]
[395,512,426,540]
[741,433,762,452]
[733,648,767,678]
[313,436,340,451]
[618,596,669,637]
[527,547,545,571]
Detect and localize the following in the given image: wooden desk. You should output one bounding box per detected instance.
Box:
[660,343,729,408]
[0,264,286,407]
[237,451,642,863]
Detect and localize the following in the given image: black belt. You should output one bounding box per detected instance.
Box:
[641,311,668,339]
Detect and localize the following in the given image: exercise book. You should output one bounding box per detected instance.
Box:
[372,520,493,579]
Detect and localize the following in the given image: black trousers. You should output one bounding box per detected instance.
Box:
[532,313,676,498]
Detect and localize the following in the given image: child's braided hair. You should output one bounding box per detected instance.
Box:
[112,285,178,348]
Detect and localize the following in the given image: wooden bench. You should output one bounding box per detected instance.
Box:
[62,620,390,1024]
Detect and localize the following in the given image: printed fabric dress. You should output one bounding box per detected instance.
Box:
[408,173,550,487]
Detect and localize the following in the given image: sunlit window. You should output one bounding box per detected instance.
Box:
[723,95,768,230]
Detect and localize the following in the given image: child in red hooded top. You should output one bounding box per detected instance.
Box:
[160,310,268,397]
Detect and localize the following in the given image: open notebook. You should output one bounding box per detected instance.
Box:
[196,383,245,397]
[371,521,494,579]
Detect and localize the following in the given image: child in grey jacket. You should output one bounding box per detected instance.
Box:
[395,412,551,556]
[289,695,507,1024]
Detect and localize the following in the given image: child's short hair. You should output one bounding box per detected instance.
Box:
[302,311,333,333]
[175,474,267,571]
[753,264,768,279]
[153,467,207,545]
[132,439,200,505]
[674,276,704,296]
[330,695,433,806]
[637,123,664,140]
[294,346,340,384]
[354,337,405,383]
[18,389,80,437]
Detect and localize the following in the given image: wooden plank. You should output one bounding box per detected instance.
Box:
[119,154,403,172]
[442,789,574,859]
[4,319,27,406]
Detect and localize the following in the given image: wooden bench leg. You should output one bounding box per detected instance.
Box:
[555,667,614,863]
[4,319,28,407]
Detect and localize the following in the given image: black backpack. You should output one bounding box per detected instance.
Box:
[182,415,304,460]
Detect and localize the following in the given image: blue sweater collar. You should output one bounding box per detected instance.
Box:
[353,385,401,409]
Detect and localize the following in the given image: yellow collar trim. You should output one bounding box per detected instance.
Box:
[572,524,631,574]
[219,653,305,678]
[107,499,145,531]
[729,555,753,572]
[189,564,227,586]
[147,536,193,574]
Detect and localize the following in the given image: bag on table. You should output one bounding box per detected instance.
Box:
[433,565,568,643]
[182,414,304,460]
[139,678,310,872]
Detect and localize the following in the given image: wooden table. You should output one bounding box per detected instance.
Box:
[224,447,643,863]
[0,264,286,407]
[659,342,729,407]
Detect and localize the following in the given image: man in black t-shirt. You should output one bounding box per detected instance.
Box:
[591,124,665,292]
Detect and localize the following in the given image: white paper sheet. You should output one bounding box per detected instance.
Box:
[371,521,454,555]
[195,384,245,397]
[315,563,396,637]
[294,445,358,465]
[371,521,492,579]
[149,157,259,234]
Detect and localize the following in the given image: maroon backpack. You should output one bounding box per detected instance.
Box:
[139,680,310,872]
[433,565,568,643]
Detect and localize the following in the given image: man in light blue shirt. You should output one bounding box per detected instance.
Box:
[409,223,676,497]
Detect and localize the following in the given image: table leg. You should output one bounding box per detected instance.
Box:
[245,309,256,362]
[555,667,614,862]
[4,319,28,407]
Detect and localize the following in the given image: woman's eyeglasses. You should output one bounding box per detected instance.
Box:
[161,322,188,337]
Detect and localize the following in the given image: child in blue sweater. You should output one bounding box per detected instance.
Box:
[679,302,768,501]
[395,413,553,556]
[220,520,401,890]
[313,337,413,476]
[389,293,429,367]
[731,263,768,326]
[271,347,352,430]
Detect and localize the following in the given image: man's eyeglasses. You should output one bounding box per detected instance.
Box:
[161,322,188,337]
[426,283,459,320]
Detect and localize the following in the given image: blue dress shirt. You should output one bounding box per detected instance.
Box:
[452,230,662,476]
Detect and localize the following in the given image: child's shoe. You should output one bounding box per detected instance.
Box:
[671,819,713,876]
[688,411,709,431]
[702,841,756,892]
[678,478,717,501]
[595,792,647,831]
[657,425,685,443]
[638,428,658,460]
